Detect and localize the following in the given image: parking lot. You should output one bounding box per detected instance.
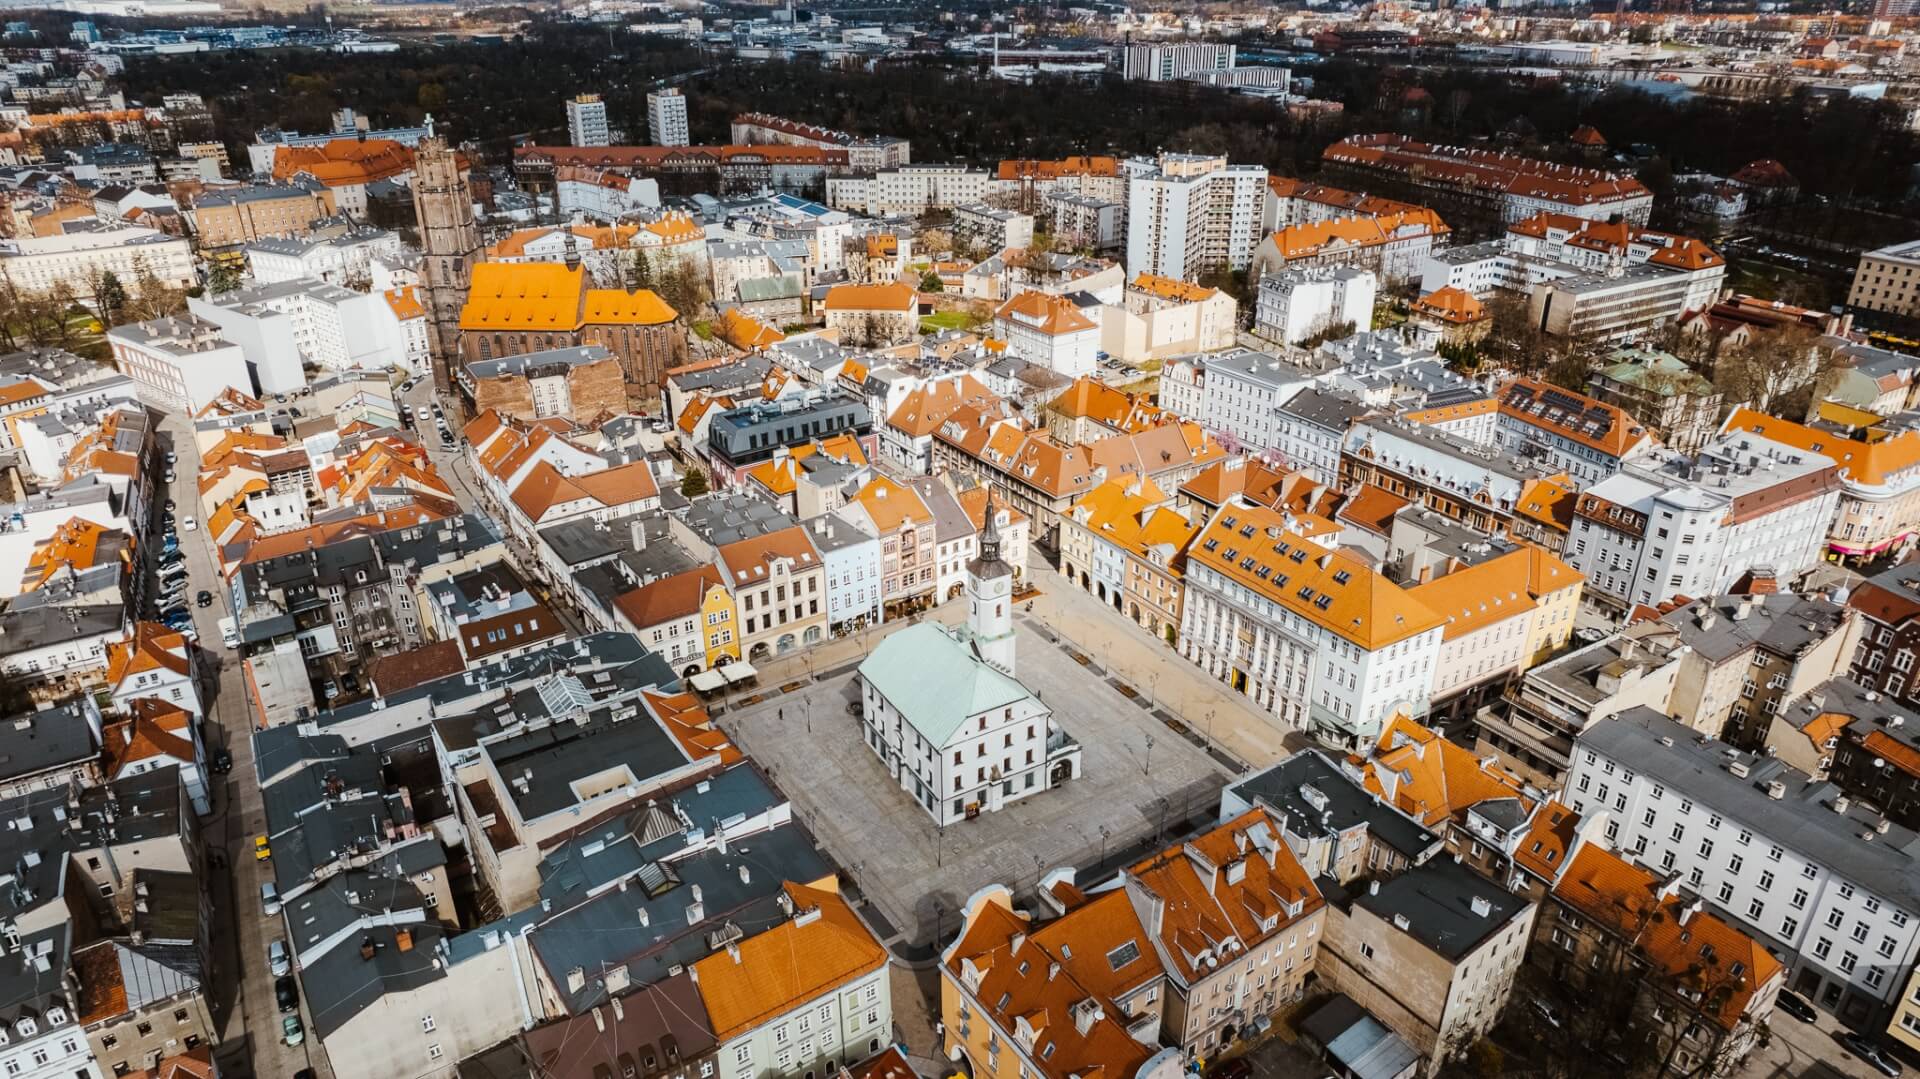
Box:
[716,622,1230,949]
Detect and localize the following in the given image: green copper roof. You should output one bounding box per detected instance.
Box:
[858,623,1030,747]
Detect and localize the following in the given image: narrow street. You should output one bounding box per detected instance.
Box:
[150,407,333,1079]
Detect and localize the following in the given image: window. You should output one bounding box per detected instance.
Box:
[1782,917,1799,938]
[1828,909,1845,929]
[1359,942,1376,960]
[1814,937,1833,960]
[1793,888,1809,910]
[1717,883,1735,903]
[1840,951,1859,974]
[428,1045,444,1062]
[1758,870,1772,891]
[421,1015,435,1033]
[1748,899,1765,919]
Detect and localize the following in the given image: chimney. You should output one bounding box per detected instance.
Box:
[630,518,647,551]
[396,927,413,952]
[359,937,376,961]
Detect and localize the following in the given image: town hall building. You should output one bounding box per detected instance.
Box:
[857,501,1083,825]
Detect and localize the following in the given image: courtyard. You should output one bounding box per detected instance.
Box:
[716,619,1232,949]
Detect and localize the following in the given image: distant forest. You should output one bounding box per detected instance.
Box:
[116,20,1920,207]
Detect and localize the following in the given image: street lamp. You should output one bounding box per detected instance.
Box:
[1098,824,1110,871]
[1143,734,1155,777]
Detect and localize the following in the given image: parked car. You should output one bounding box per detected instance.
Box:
[1841,1034,1902,1078]
[164,451,176,465]
[282,1013,304,1046]
[212,748,233,774]
[1208,1060,1252,1079]
[195,590,213,608]
[162,469,175,484]
[399,379,415,394]
[163,499,175,513]
[275,976,298,1013]
[260,881,280,916]
[182,516,197,532]
[255,835,271,861]
[1776,991,1817,1023]
[267,938,290,977]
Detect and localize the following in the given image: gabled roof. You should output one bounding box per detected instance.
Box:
[615,566,728,631]
[994,290,1097,336]
[1411,286,1487,325]
[1358,715,1530,826]
[859,622,1031,747]
[691,882,886,1041]
[1722,406,1920,488]
[106,622,190,688]
[1514,473,1578,534]
[822,282,916,313]
[1552,844,1782,1029]
[1187,498,1442,651]
[104,700,195,776]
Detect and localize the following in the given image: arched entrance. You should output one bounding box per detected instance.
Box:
[776,633,797,654]
[1128,602,1140,622]
[946,583,964,601]
[749,642,772,662]
[682,664,702,679]
[803,625,822,645]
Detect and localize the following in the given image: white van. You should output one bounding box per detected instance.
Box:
[218,616,239,650]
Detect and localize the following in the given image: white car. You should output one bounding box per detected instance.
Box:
[182,517,197,533]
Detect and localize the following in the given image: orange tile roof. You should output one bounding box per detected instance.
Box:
[643,212,703,245]
[1130,272,1218,304]
[1338,483,1410,536]
[234,505,448,567]
[1047,377,1167,434]
[1512,799,1580,882]
[717,526,820,588]
[72,940,127,1026]
[1069,477,1198,571]
[1406,546,1575,642]
[1499,376,1654,458]
[947,895,1156,1079]
[1326,134,1651,207]
[1723,406,1920,488]
[1402,398,1495,427]
[643,690,742,766]
[1361,715,1531,827]
[1128,806,1323,984]
[0,380,48,406]
[1267,209,1449,261]
[616,566,728,630]
[888,376,998,438]
[1189,499,1442,650]
[1507,211,1723,271]
[823,281,916,313]
[271,137,413,188]
[106,622,191,689]
[459,262,676,331]
[994,290,1097,336]
[716,308,784,351]
[22,517,119,590]
[509,460,592,520]
[103,702,196,776]
[1411,286,1487,325]
[692,882,886,1041]
[1553,844,1782,1029]
[853,475,934,532]
[1180,457,1331,514]
[995,156,1120,181]
[1570,124,1608,147]
[570,459,660,507]
[1861,730,1920,780]
[956,484,1028,532]
[384,286,425,320]
[1514,473,1578,534]
[743,435,866,497]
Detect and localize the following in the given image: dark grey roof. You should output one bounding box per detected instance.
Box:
[1654,594,1851,664]
[538,764,782,908]
[529,823,832,1014]
[905,475,974,545]
[522,971,718,1076]
[0,605,122,650]
[1355,856,1529,961]
[679,490,797,547]
[1276,387,1369,433]
[1580,709,1920,908]
[480,689,691,823]
[0,702,99,784]
[1229,751,1440,860]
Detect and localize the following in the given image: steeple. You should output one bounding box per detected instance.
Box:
[966,491,1016,676]
[563,229,582,271]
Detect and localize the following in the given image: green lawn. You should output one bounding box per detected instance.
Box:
[920,310,982,333]
[691,319,715,341]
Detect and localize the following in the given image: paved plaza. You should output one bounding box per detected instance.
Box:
[716,620,1231,948]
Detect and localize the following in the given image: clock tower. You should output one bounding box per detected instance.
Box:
[966,492,1017,676]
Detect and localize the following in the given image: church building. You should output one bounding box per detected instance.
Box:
[855,499,1083,825]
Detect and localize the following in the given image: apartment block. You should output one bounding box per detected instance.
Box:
[1566,711,1920,1026]
[1125,153,1267,280]
[1254,265,1376,346]
[1847,239,1920,322]
[1565,431,1839,616]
